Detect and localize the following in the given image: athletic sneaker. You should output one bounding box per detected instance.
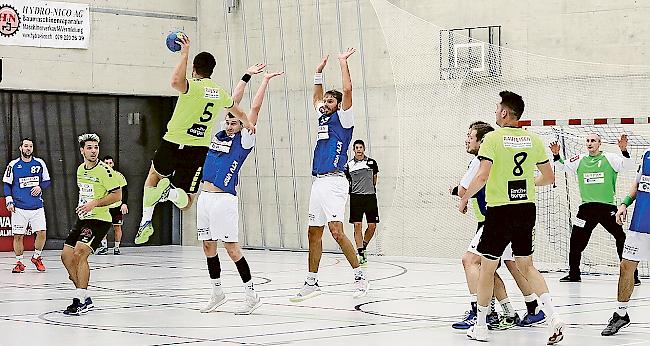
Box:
[143,178,171,207]
[63,298,83,316]
[452,310,477,330]
[96,246,108,255]
[486,311,500,326]
[135,221,154,245]
[200,292,227,313]
[31,256,46,272]
[559,274,581,282]
[491,313,521,331]
[289,282,322,302]
[113,247,121,255]
[466,325,488,342]
[518,310,547,327]
[358,254,367,266]
[12,261,25,273]
[601,312,630,336]
[84,297,94,310]
[234,294,262,315]
[170,187,189,209]
[353,278,369,299]
[547,316,566,345]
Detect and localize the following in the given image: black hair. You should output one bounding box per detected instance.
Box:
[324,90,343,104]
[499,91,525,119]
[193,52,216,78]
[353,139,365,148]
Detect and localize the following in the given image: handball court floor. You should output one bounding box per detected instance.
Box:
[1,246,649,346]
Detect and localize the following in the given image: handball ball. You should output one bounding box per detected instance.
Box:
[166,31,187,52]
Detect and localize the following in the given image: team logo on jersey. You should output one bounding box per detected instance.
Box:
[317,125,329,140]
[583,172,604,185]
[503,136,532,149]
[508,179,527,201]
[639,175,650,193]
[18,176,39,188]
[187,123,207,137]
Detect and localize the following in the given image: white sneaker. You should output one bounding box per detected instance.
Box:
[234,294,262,315]
[289,282,322,302]
[547,316,565,345]
[200,292,227,313]
[467,325,488,342]
[353,278,369,299]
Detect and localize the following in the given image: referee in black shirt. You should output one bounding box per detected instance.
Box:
[344,139,379,266]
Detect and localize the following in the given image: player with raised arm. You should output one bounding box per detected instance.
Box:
[550,134,639,285]
[135,34,254,244]
[291,48,369,302]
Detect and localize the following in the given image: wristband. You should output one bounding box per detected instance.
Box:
[314,73,323,85]
[450,186,459,196]
[5,196,13,205]
[623,195,634,207]
[241,74,251,83]
[552,154,561,162]
[621,150,630,158]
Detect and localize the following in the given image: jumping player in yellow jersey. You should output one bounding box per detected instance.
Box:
[459,91,565,344]
[135,35,253,244]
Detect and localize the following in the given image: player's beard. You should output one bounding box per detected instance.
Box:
[20,149,32,159]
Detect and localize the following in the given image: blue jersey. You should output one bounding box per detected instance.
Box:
[312,107,354,176]
[630,149,650,234]
[3,157,51,210]
[202,129,255,196]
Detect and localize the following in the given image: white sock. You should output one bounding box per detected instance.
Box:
[75,288,87,301]
[540,293,556,318]
[616,302,628,317]
[306,272,318,285]
[499,298,515,317]
[16,255,23,262]
[211,278,223,295]
[101,238,108,247]
[167,188,179,202]
[470,294,478,304]
[33,250,42,258]
[476,305,488,327]
[114,242,120,249]
[243,280,256,297]
[353,267,365,280]
[141,206,154,223]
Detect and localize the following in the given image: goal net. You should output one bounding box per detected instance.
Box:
[368,0,650,276]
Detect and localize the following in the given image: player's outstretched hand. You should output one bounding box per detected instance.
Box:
[177,35,190,55]
[316,55,329,72]
[30,185,42,196]
[243,120,256,135]
[618,134,628,151]
[121,203,129,215]
[615,205,627,225]
[264,71,284,80]
[247,63,266,75]
[338,47,356,61]
[549,141,561,155]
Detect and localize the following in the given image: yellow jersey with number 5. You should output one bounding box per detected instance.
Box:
[477,127,549,207]
[163,78,234,147]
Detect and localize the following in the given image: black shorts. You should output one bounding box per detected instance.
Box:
[152,139,209,194]
[349,194,380,224]
[109,207,123,225]
[476,203,536,260]
[64,219,112,251]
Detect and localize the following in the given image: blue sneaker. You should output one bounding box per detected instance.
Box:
[63,298,83,316]
[452,310,477,330]
[518,310,546,327]
[486,311,500,325]
[84,297,94,310]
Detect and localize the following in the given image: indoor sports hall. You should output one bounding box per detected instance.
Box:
[1,0,649,345]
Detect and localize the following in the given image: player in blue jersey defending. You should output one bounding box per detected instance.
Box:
[198,69,283,315]
[290,48,369,302]
[602,147,650,336]
[4,138,51,273]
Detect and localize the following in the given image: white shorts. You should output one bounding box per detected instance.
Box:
[622,231,650,262]
[196,192,239,243]
[467,226,514,261]
[11,207,46,235]
[308,175,349,227]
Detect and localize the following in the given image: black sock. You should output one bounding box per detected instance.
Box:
[235,257,252,283]
[206,255,221,279]
[358,248,364,256]
[471,301,477,314]
[362,241,369,250]
[525,299,538,315]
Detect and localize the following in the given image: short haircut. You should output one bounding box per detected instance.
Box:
[353,139,365,148]
[468,120,489,129]
[324,90,343,104]
[78,133,100,148]
[20,137,33,146]
[102,155,114,161]
[499,91,525,119]
[193,52,216,78]
[471,122,495,142]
